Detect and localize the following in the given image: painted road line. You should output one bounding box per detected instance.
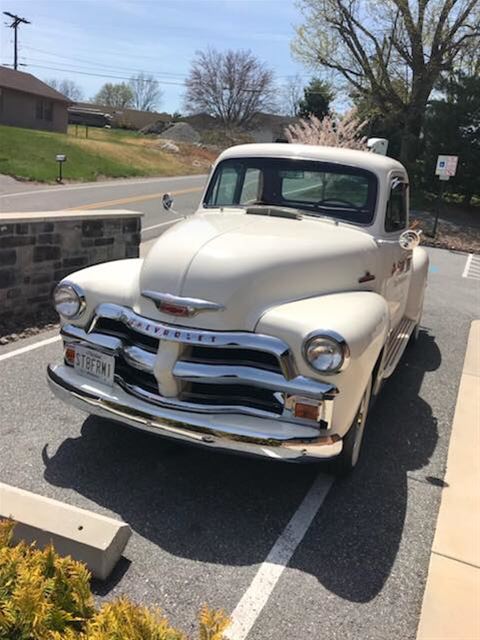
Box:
[225,473,334,640]
[0,175,207,199]
[462,253,473,278]
[462,253,480,280]
[69,186,203,211]
[0,335,61,363]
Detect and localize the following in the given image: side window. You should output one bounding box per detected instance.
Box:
[36,99,44,120]
[44,101,53,122]
[385,181,407,232]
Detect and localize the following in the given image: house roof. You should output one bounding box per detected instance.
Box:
[0,66,70,102]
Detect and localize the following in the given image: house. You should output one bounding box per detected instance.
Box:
[0,66,70,133]
[181,111,297,144]
[246,113,297,143]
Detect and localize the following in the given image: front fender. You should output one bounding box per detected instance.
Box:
[256,291,389,436]
[58,258,143,329]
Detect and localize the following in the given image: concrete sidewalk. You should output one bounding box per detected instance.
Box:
[417,321,480,640]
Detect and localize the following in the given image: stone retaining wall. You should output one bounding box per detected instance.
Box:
[0,209,142,325]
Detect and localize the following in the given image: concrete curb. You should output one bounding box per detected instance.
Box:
[416,320,480,639]
[0,483,132,580]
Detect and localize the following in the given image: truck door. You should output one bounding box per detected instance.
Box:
[382,178,412,329]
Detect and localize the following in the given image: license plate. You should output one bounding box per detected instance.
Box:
[73,346,115,386]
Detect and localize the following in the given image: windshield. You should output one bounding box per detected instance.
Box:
[204,157,378,224]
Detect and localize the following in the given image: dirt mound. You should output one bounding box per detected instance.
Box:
[140,120,171,135]
[159,122,200,143]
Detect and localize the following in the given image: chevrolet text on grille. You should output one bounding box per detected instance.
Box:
[129,318,217,343]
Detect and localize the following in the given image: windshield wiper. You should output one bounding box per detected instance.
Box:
[245,205,302,220]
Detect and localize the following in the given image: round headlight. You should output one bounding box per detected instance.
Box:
[53,283,85,319]
[304,334,349,374]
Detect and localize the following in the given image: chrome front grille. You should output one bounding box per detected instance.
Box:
[61,303,337,424]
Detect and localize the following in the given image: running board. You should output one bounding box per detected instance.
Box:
[382,317,416,379]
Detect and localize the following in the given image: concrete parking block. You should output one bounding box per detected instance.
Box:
[0,482,131,580]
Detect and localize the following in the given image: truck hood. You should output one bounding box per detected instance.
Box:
[136,211,378,331]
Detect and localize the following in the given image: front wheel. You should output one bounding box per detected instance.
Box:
[330,377,372,476]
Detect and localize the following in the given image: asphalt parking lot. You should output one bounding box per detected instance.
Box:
[0,246,478,639]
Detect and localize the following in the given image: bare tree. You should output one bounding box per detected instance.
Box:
[184,48,276,126]
[128,73,163,111]
[44,78,83,101]
[280,74,304,116]
[293,0,480,166]
[285,108,368,149]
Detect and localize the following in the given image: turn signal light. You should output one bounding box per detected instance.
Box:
[64,345,76,365]
[294,402,320,421]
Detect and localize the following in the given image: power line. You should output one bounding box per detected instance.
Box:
[3,60,321,99]
[3,11,30,70]
[20,45,310,82]
[18,56,187,80]
[21,45,188,79]
[5,62,188,86]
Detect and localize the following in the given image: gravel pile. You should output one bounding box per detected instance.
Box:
[158,122,200,143]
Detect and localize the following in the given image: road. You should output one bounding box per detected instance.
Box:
[0,174,208,240]
[0,176,479,639]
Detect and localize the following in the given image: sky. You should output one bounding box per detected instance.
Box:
[0,0,314,113]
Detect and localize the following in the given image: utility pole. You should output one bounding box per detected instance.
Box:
[3,11,30,70]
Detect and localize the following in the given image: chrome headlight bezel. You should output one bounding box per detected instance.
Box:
[303,331,350,375]
[53,282,86,319]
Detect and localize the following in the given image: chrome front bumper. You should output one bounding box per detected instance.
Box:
[47,364,343,462]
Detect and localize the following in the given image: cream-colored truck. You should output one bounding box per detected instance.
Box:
[47,143,428,473]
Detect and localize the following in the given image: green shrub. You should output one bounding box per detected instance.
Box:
[0,520,229,640]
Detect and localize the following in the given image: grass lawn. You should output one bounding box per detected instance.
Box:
[0,124,217,183]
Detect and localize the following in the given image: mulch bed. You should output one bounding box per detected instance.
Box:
[412,216,480,254]
[0,309,59,345]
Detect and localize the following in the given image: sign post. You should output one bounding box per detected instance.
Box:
[432,155,458,237]
[55,154,67,184]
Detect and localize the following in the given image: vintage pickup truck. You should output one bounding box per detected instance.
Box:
[47,143,428,473]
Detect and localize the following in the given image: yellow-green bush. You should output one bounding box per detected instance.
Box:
[0,520,229,640]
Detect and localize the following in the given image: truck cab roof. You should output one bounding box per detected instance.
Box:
[218,143,408,183]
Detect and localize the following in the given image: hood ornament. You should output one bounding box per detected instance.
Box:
[141,291,225,318]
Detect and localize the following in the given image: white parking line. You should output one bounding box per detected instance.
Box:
[462,254,473,278]
[225,473,333,640]
[0,335,61,362]
[462,253,480,280]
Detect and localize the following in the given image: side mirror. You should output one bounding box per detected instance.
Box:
[162,193,173,211]
[399,229,421,250]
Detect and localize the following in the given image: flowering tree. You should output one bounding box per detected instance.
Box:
[285,108,368,150]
